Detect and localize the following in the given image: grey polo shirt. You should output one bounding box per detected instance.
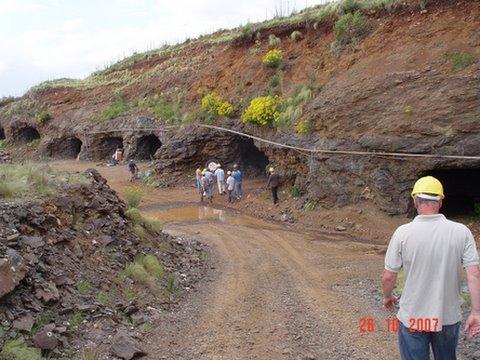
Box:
[385,214,480,331]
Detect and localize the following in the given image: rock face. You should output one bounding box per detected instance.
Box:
[0,254,27,298]
[111,331,147,359]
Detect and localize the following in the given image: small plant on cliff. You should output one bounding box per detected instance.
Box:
[337,0,363,14]
[124,186,144,208]
[241,96,281,126]
[404,105,413,115]
[0,338,41,360]
[332,11,369,49]
[295,118,312,135]
[35,111,51,124]
[201,93,234,119]
[447,51,476,71]
[140,95,182,124]
[262,49,283,68]
[290,31,303,42]
[239,23,255,40]
[100,94,129,119]
[268,34,281,48]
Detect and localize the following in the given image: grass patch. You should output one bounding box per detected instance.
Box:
[0,164,87,200]
[304,200,318,211]
[268,34,281,48]
[447,51,476,71]
[139,95,182,124]
[124,254,164,290]
[68,310,84,332]
[290,186,302,198]
[125,208,163,237]
[290,30,303,42]
[332,11,369,50]
[100,94,129,119]
[166,274,175,293]
[0,339,41,360]
[124,186,144,208]
[77,280,93,293]
[35,111,51,124]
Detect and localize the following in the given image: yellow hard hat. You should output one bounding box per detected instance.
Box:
[269,167,274,173]
[217,163,221,167]
[201,169,206,175]
[411,176,444,199]
[227,171,232,175]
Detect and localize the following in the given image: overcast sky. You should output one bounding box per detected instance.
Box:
[0,0,329,97]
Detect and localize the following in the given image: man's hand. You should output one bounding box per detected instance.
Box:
[465,312,480,339]
[383,295,398,311]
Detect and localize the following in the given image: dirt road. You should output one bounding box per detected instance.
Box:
[51,161,399,359]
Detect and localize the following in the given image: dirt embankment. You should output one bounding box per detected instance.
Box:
[0,0,479,216]
[0,169,207,359]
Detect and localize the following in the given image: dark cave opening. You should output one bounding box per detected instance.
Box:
[0,127,5,140]
[93,136,124,160]
[48,137,83,159]
[236,138,269,176]
[425,168,480,217]
[16,126,40,144]
[133,134,162,160]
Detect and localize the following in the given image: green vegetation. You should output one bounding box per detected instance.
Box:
[290,30,303,42]
[100,94,129,119]
[0,339,41,360]
[125,254,164,289]
[447,51,476,71]
[125,208,163,236]
[304,200,318,211]
[241,96,281,126]
[3,98,37,117]
[68,310,84,332]
[332,11,369,50]
[268,34,281,48]
[77,280,93,293]
[239,23,255,40]
[139,95,182,124]
[201,93,234,119]
[0,164,87,200]
[295,118,312,134]
[124,186,144,208]
[337,0,364,14]
[404,105,413,115]
[276,84,315,130]
[290,186,302,198]
[166,274,176,293]
[262,49,283,68]
[96,291,111,306]
[35,111,51,124]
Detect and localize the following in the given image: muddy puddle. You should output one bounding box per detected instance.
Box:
[142,205,278,230]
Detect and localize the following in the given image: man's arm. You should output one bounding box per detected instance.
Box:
[382,269,398,311]
[465,265,480,339]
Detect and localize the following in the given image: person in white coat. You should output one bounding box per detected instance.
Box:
[214,163,226,195]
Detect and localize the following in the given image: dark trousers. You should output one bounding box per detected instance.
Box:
[399,322,460,360]
[271,186,279,204]
[227,189,233,203]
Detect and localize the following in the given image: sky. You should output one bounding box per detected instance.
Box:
[0,0,328,97]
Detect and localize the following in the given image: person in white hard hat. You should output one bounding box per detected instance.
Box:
[214,163,226,195]
[226,170,235,203]
[266,167,280,205]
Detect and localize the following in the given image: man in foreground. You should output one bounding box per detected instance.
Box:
[382,176,480,359]
[266,167,280,205]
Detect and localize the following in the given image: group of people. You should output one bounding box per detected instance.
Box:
[196,163,242,203]
[195,163,282,205]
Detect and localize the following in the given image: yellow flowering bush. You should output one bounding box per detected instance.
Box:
[241,96,281,126]
[201,93,234,118]
[262,49,283,68]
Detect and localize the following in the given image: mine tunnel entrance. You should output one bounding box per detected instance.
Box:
[426,168,480,217]
[236,138,269,176]
[17,126,40,144]
[133,134,162,160]
[94,136,124,159]
[48,137,83,159]
[0,127,5,140]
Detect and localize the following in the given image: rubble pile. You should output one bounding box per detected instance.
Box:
[0,169,207,358]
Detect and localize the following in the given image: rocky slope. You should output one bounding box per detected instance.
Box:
[0,0,479,214]
[0,169,207,359]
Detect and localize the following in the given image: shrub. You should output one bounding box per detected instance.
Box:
[290,186,302,198]
[124,186,144,208]
[268,34,281,48]
[100,94,129,119]
[201,93,234,118]
[35,111,51,124]
[337,0,363,14]
[290,30,303,42]
[241,96,281,126]
[240,23,255,40]
[333,11,369,48]
[125,263,154,288]
[77,280,93,293]
[140,95,182,123]
[404,105,413,115]
[447,51,476,71]
[295,118,312,135]
[0,339,41,360]
[125,207,143,223]
[166,274,175,293]
[269,74,281,89]
[262,49,283,68]
[141,254,164,279]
